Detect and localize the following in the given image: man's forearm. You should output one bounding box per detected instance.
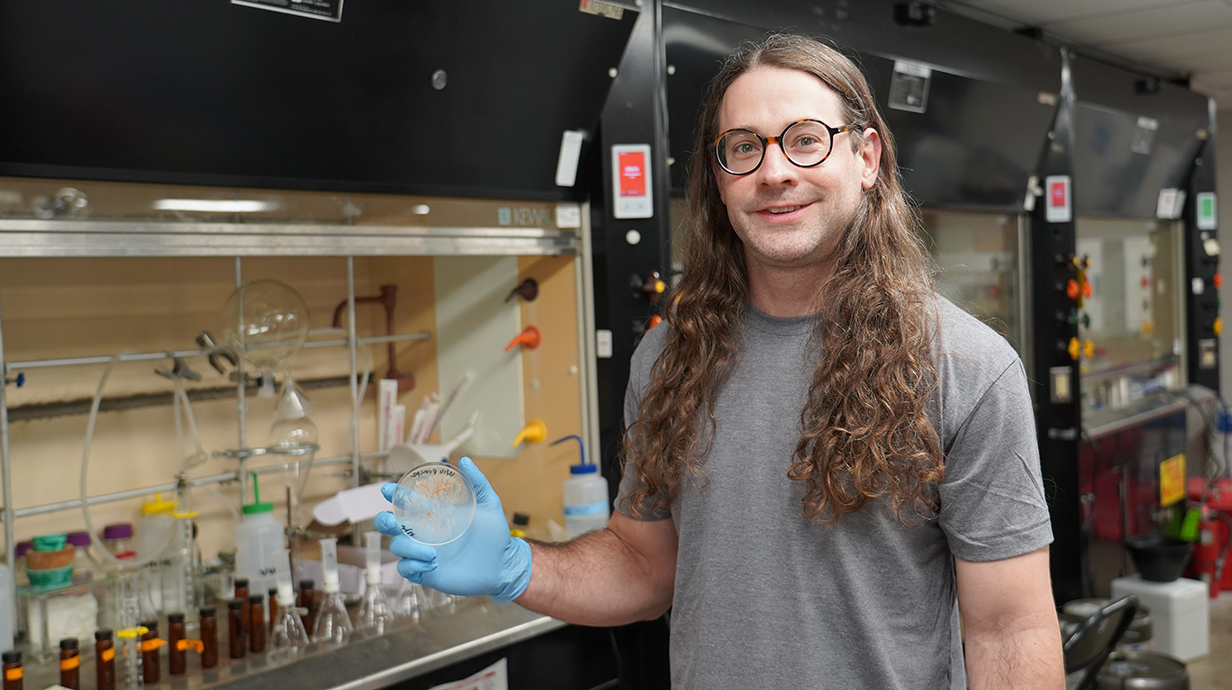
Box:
[514,528,675,627]
[964,623,1065,690]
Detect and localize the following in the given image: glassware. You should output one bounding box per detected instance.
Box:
[390,463,477,550]
[311,539,352,645]
[220,280,310,396]
[248,594,265,653]
[198,607,217,669]
[139,622,159,684]
[357,532,394,635]
[227,601,246,659]
[393,578,425,623]
[2,650,22,690]
[95,629,115,690]
[59,638,79,690]
[297,580,317,633]
[269,551,309,655]
[115,625,144,690]
[166,613,186,675]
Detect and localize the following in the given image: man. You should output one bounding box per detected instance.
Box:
[376,34,1064,689]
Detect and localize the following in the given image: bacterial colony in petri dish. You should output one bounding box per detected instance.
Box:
[391,462,477,546]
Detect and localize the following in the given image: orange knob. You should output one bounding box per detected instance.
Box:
[1068,337,1080,361]
[1083,339,1095,359]
[1066,279,1080,300]
[645,315,663,333]
[1082,279,1092,299]
[504,325,542,351]
[1216,318,1223,336]
[1215,273,1224,289]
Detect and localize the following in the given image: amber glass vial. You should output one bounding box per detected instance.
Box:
[167,612,186,674]
[95,629,115,690]
[199,607,219,668]
[2,650,22,690]
[228,600,247,659]
[234,578,250,636]
[140,621,160,684]
[59,638,80,689]
[267,588,278,633]
[248,594,266,652]
[298,579,317,632]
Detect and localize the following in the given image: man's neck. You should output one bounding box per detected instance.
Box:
[746,260,833,317]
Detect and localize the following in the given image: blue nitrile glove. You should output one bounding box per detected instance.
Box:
[374,456,532,605]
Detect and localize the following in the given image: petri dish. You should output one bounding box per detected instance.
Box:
[390,463,477,546]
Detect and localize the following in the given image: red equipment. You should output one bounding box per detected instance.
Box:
[1187,477,1232,597]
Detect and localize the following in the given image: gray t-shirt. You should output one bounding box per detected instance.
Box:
[616,297,1053,689]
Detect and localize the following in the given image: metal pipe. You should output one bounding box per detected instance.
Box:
[0,290,14,568]
[6,451,386,520]
[235,258,248,508]
[347,257,360,488]
[5,332,428,371]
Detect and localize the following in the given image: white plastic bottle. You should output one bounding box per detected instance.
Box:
[234,475,285,595]
[563,463,610,539]
[137,493,177,611]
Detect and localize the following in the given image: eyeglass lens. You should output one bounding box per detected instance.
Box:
[716,121,834,174]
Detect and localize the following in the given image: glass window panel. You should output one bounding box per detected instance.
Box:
[1075,217,1183,413]
[919,211,1023,355]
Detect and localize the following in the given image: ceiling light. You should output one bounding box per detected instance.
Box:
[153,199,280,212]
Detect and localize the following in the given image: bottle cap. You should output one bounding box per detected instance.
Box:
[198,607,215,618]
[167,613,185,624]
[14,541,32,558]
[102,523,134,540]
[268,587,277,596]
[277,582,296,607]
[299,579,315,591]
[234,578,249,589]
[2,651,20,663]
[141,493,176,515]
[569,463,598,475]
[227,600,244,610]
[242,471,276,514]
[140,620,158,632]
[59,638,78,650]
[32,533,67,552]
[248,594,263,604]
[65,531,92,548]
[95,629,113,641]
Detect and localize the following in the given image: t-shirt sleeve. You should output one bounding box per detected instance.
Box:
[937,358,1053,562]
[613,328,673,521]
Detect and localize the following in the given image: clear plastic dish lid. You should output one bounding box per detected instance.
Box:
[390,463,476,546]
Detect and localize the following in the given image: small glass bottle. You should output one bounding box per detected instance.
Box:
[59,638,80,689]
[167,613,186,675]
[297,579,317,632]
[228,600,247,659]
[199,607,218,669]
[249,594,266,652]
[267,588,278,634]
[101,523,137,559]
[234,578,250,637]
[140,621,160,684]
[95,629,116,690]
[65,532,96,584]
[2,650,21,690]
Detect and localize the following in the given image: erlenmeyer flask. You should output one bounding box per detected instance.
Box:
[357,584,395,635]
[312,591,352,645]
[394,579,425,623]
[270,607,310,653]
[271,374,318,528]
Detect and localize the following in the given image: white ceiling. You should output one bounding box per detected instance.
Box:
[940,0,1232,109]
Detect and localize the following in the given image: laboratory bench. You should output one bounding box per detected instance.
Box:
[14,597,623,690]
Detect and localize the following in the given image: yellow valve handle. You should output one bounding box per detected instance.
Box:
[1216,317,1224,336]
[511,419,547,447]
[1083,340,1095,359]
[1067,337,1080,361]
[653,279,666,294]
[116,626,149,640]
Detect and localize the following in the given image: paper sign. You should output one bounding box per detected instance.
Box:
[1045,175,1072,223]
[555,130,585,187]
[1159,454,1186,507]
[1198,192,1218,230]
[612,144,653,219]
[428,659,508,690]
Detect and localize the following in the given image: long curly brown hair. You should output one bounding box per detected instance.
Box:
[623,34,944,526]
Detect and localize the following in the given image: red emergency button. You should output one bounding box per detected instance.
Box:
[1214,273,1223,289]
[1066,279,1080,300]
